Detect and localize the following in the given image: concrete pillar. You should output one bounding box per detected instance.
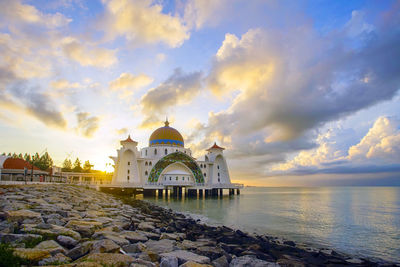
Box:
[178,187,183,197]
[172,187,178,197]
[158,189,163,197]
[205,189,209,197]
[199,189,203,198]
[219,188,223,196]
[211,189,218,197]
[229,189,234,195]
[237,189,240,195]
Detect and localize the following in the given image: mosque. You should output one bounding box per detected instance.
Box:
[108,120,242,197]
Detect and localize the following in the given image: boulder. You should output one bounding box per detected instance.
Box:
[212,255,229,267]
[83,253,135,267]
[65,220,103,237]
[160,233,180,241]
[196,246,224,260]
[121,231,148,243]
[131,258,158,267]
[180,261,213,267]
[35,240,66,255]
[57,235,78,249]
[0,233,42,244]
[97,233,130,247]
[66,241,94,260]
[160,256,178,267]
[13,248,51,263]
[138,222,155,231]
[229,255,279,267]
[277,258,305,267]
[38,252,71,266]
[145,239,177,254]
[92,239,120,253]
[160,250,210,264]
[6,210,43,224]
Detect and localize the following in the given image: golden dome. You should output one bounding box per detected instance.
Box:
[149,120,184,147]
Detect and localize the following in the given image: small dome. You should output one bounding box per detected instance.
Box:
[149,120,184,147]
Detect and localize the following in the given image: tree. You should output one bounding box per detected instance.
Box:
[83,160,93,173]
[36,152,53,170]
[62,159,72,172]
[72,158,82,172]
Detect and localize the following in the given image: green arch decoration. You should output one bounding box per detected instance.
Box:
[148,152,204,183]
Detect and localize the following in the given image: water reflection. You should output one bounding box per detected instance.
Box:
[143,187,400,263]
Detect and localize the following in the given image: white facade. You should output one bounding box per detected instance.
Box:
[110,122,232,188]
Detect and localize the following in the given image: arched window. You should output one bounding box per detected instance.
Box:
[204,173,206,177]
[154,149,157,155]
[127,176,130,181]
[176,149,178,152]
[127,170,130,174]
[217,165,219,169]
[218,178,220,182]
[176,176,178,180]
[200,164,203,168]
[165,148,168,155]
[182,177,184,181]
[145,171,148,176]
[218,172,220,177]
[128,162,130,165]
[145,150,147,156]
[164,177,166,181]
[145,162,148,166]
[169,177,172,180]
[149,162,152,166]
[184,151,186,154]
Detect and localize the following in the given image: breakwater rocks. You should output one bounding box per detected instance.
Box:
[0,185,395,267]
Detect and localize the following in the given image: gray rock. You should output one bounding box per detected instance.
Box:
[145,239,177,254]
[122,231,149,243]
[0,233,42,244]
[160,250,210,264]
[35,240,66,255]
[38,253,71,266]
[92,239,120,253]
[138,222,155,231]
[160,256,179,267]
[346,258,363,264]
[0,220,16,233]
[229,255,279,267]
[56,235,78,249]
[131,258,157,267]
[122,243,143,253]
[213,255,229,267]
[66,241,94,260]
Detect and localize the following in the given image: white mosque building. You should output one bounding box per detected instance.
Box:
[108,120,242,196]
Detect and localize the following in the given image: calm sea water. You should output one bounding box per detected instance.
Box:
[144,187,400,263]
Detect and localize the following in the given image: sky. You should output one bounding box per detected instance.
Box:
[0,0,399,186]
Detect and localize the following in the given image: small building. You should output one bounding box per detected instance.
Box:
[0,156,48,182]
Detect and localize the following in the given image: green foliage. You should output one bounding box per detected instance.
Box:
[22,236,43,248]
[83,160,93,173]
[0,243,28,267]
[62,158,72,172]
[73,158,82,172]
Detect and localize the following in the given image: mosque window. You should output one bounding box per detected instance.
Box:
[127,176,130,180]
[127,170,130,174]
[164,177,166,181]
[128,162,130,165]
[145,171,148,176]
[176,149,178,152]
[204,173,206,177]
[165,149,168,155]
[145,162,148,166]
[218,173,220,177]
[169,177,171,180]
[182,177,184,181]
[217,165,219,169]
[184,151,186,154]
[218,178,220,182]
[176,176,178,180]
[145,150,147,156]
[154,149,157,155]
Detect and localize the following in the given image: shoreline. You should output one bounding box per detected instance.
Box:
[0,184,397,266]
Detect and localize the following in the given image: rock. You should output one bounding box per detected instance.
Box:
[65,220,103,237]
[160,233,180,241]
[180,261,213,267]
[160,250,210,264]
[346,258,363,264]
[92,239,120,253]
[145,239,177,254]
[229,256,279,267]
[277,258,305,267]
[138,230,160,240]
[122,243,143,253]
[320,248,333,255]
[122,230,148,243]
[13,248,51,263]
[38,252,71,266]
[35,240,66,255]
[283,240,296,247]
[196,246,224,260]
[160,256,179,267]
[131,258,158,267]
[98,233,130,247]
[83,253,135,267]
[66,241,94,260]
[212,255,229,267]
[57,235,78,249]
[138,222,155,231]
[6,210,43,224]
[21,223,82,241]
[0,233,42,244]
[0,220,17,233]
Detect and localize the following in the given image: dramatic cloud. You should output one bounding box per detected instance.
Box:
[76,112,100,137]
[109,72,153,97]
[62,37,117,67]
[140,68,203,128]
[102,0,189,47]
[196,11,400,162]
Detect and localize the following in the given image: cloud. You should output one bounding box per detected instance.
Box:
[109,72,153,97]
[181,0,228,29]
[51,79,82,90]
[0,0,71,29]
[116,128,128,135]
[349,116,400,163]
[62,37,117,67]
[140,68,203,128]
[76,112,99,137]
[101,0,189,47]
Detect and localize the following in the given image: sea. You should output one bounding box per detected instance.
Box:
[142,187,400,263]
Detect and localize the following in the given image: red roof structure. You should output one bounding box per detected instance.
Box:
[3,158,40,170]
[121,135,136,143]
[206,142,225,151]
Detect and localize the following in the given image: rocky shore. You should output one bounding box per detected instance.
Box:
[0,185,396,267]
